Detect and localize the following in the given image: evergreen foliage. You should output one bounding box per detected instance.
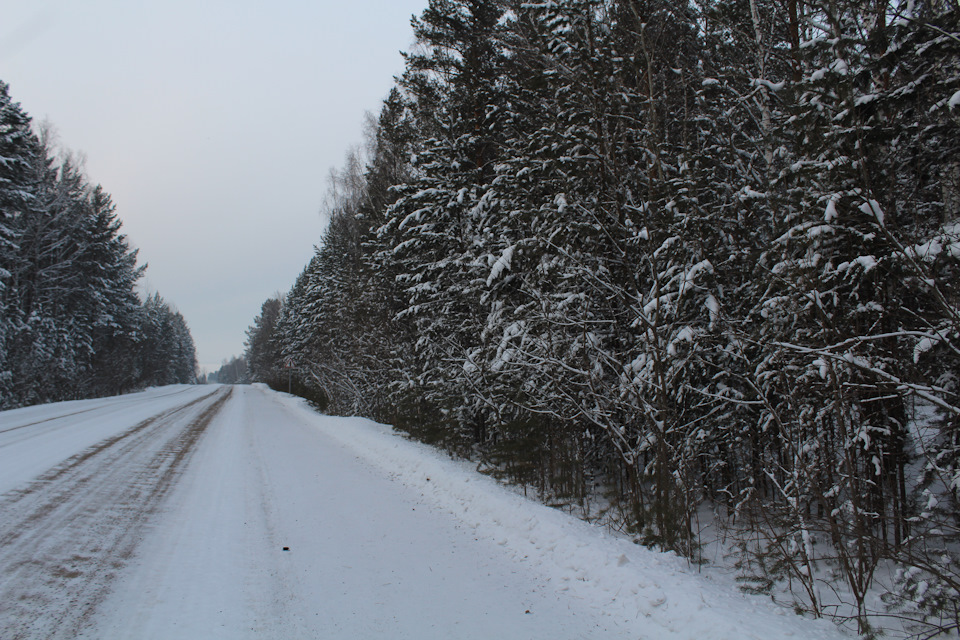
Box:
[244,296,284,389]
[0,81,198,408]
[252,1,960,634]
[211,355,248,385]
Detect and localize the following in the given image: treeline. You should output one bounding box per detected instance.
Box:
[246,0,959,634]
[1,81,197,409]
[211,355,249,385]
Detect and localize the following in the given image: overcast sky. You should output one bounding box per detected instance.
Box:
[0,0,428,373]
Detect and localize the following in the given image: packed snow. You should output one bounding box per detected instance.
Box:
[0,385,210,495]
[0,385,851,639]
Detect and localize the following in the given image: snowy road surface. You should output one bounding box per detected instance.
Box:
[0,385,849,639]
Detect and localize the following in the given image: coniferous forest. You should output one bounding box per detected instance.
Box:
[245,0,959,635]
[0,81,198,409]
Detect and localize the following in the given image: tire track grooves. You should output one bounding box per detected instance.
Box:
[0,389,219,551]
[0,387,193,436]
[0,387,233,640]
[0,388,209,465]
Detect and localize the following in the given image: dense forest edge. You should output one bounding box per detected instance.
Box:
[242,0,959,636]
[1,81,198,408]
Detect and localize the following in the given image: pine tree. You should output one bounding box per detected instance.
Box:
[245,296,283,387]
[375,0,512,449]
[1,80,196,407]
[137,293,197,387]
[255,1,960,631]
[84,186,145,396]
[0,81,42,406]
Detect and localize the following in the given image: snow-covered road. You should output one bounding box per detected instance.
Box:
[0,385,850,639]
[0,385,230,638]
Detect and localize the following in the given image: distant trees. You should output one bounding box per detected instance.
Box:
[211,355,248,385]
[0,81,197,408]
[135,293,198,388]
[244,0,959,635]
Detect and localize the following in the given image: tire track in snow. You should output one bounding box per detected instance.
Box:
[0,387,192,437]
[0,387,232,640]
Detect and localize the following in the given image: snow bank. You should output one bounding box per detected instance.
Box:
[273,391,849,640]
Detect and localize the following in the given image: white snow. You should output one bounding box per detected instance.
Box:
[859,199,885,227]
[486,244,516,286]
[837,255,878,274]
[0,385,208,495]
[678,259,714,297]
[398,207,429,230]
[909,222,960,262]
[949,89,960,110]
[554,192,568,213]
[913,329,951,363]
[262,388,848,640]
[738,186,767,200]
[705,294,720,329]
[752,78,785,92]
[824,195,839,222]
[1,385,852,639]
[806,223,835,238]
[668,326,697,356]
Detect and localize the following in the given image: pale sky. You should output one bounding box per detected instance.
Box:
[0,0,428,374]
